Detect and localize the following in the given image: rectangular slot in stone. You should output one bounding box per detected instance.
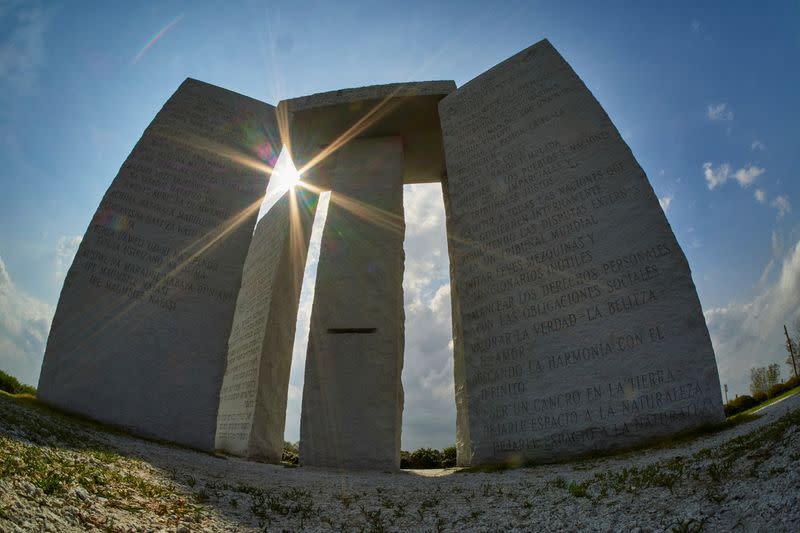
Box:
[327,328,378,334]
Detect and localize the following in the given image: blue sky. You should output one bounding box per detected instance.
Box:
[0,1,798,449]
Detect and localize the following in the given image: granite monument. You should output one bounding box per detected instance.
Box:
[39,39,723,468]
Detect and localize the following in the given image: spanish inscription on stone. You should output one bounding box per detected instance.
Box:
[38,78,280,450]
[439,39,724,465]
[216,188,318,461]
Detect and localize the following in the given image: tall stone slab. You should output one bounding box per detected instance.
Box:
[300,137,405,470]
[215,187,318,460]
[38,78,280,450]
[439,40,724,465]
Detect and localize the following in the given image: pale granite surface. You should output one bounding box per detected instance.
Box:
[439,39,723,465]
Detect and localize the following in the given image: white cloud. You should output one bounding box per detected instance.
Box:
[55,235,82,279]
[733,165,764,187]
[399,184,455,449]
[703,162,731,190]
[772,195,792,219]
[751,140,765,151]
[759,230,782,284]
[658,194,673,212]
[754,189,766,204]
[0,2,53,90]
[707,103,733,121]
[0,253,53,386]
[705,238,800,397]
[704,162,764,190]
[691,20,701,32]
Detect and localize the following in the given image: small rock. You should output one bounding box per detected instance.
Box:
[20,481,38,498]
[72,485,90,500]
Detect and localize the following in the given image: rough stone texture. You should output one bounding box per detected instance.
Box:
[439,39,724,465]
[3,390,800,532]
[278,81,455,186]
[282,81,456,113]
[300,137,405,470]
[215,188,318,461]
[37,78,279,450]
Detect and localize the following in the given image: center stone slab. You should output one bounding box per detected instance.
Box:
[300,137,405,470]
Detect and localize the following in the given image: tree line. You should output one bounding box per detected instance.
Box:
[724,318,800,417]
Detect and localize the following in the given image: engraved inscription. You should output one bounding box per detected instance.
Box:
[440,39,723,464]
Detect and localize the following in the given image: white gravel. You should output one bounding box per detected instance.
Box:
[1,392,799,532]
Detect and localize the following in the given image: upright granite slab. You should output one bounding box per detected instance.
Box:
[38,78,280,450]
[439,40,724,465]
[300,137,405,470]
[215,188,318,461]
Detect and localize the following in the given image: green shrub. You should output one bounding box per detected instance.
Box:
[767,382,789,399]
[400,450,411,469]
[0,369,36,395]
[752,391,768,404]
[441,446,457,468]
[401,446,460,468]
[723,394,758,417]
[408,447,442,469]
[282,441,299,465]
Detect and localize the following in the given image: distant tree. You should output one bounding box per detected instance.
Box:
[408,448,443,469]
[766,363,781,389]
[441,446,457,468]
[282,441,299,464]
[750,366,768,396]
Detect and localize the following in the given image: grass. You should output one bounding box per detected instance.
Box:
[578,407,799,500]
[0,434,203,521]
[1,375,797,530]
[0,369,36,396]
[739,385,800,416]
[0,392,208,526]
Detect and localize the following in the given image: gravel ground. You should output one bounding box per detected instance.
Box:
[1,392,799,532]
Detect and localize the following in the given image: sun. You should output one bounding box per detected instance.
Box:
[271,149,303,192]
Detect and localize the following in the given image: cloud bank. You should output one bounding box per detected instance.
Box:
[705,238,800,397]
[0,253,53,386]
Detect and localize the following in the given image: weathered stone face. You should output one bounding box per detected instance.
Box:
[38,42,724,466]
[300,137,405,470]
[278,81,456,187]
[37,79,279,450]
[439,39,724,465]
[215,188,318,461]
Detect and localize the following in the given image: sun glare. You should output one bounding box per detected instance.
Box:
[256,148,305,221]
[273,151,302,192]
